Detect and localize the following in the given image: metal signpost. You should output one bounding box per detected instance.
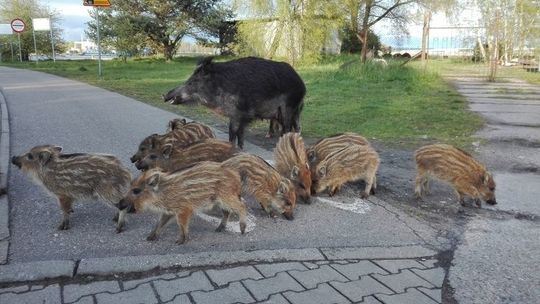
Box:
[83,0,111,77]
[10,19,25,62]
[32,18,55,63]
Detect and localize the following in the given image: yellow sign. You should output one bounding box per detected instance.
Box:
[83,0,111,7]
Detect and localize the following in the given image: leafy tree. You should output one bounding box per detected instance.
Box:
[0,0,64,61]
[340,28,380,54]
[234,0,345,65]
[86,9,147,61]
[345,0,418,63]
[86,0,231,61]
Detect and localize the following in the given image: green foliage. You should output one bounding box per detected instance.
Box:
[234,0,345,65]
[340,28,380,54]
[0,0,65,61]
[85,0,232,61]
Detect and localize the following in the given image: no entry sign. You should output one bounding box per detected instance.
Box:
[11,19,26,33]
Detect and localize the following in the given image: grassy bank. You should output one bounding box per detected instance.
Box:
[1,56,484,146]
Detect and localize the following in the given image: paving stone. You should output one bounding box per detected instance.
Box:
[331,276,393,302]
[322,246,436,260]
[289,265,348,289]
[0,284,60,304]
[283,283,350,304]
[153,271,213,302]
[64,280,120,303]
[372,259,426,274]
[302,262,319,269]
[0,240,7,265]
[72,296,95,304]
[418,259,438,268]
[0,196,9,241]
[375,288,438,304]
[206,265,262,286]
[167,294,192,304]
[244,272,304,301]
[417,287,442,303]
[315,261,330,265]
[122,273,178,290]
[0,260,75,283]
[258,294,290,304]
[255,262,308,277]
[361,295,383,303]
[96,283,157,304]
[331,260,388,280]
[191,281,254,304]
[411,268,445,288]
[0,285,29,294]
[30,285,44,291]
[372,270,434,293]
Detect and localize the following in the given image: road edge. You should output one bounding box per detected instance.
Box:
[0,89,10,265]
[0,245,435,284]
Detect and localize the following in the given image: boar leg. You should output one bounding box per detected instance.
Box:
[147,214,174,241]
[370,175,378,195]
[228,120,237,144]
[175,210,193,244]
[363,174,377,198]
[58,196,74,230]
[215,210,230,232]
[415,174,428,198]
[115,209,128,233]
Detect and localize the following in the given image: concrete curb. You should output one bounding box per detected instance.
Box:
[0,245,436,284]
[0,89,10,265]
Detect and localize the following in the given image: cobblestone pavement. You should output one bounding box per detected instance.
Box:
[0,257,443,304]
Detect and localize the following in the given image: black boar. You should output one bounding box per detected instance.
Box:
[163,57,306,148]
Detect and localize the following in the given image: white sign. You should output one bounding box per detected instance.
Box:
[10,19,26,33]
[32,18,50,31]
[0,24,12,35]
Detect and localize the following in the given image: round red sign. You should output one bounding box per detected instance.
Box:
[11,18,26,33]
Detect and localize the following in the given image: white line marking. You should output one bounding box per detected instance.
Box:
[316,197,371,214]
[197,213,257,233]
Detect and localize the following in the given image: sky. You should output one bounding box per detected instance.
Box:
[46,0,93,41]
[46,0,481,48]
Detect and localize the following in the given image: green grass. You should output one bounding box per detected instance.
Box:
[1,56,485,146]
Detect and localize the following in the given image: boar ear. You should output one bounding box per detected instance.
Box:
[290,166,300,180]
[307,150,316,163]
[147,173,160,188]
[180,118,187,125]
[162,144,173,158]
[38,151,52,165]
[53,146,62,153]
[318,166,326,177]
[277,181,288,194]
[149,135,158,149]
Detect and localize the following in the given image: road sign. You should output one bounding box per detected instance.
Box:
[10,19,26,33]
[83,0,111,7]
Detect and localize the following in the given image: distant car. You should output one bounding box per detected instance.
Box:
[29,54,50,61]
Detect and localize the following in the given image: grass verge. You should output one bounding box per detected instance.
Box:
[1,56,484,147]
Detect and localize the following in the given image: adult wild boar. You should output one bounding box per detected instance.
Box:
[163,57,306,149]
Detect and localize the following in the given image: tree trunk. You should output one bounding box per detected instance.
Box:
[360,0,373,63]
[421,11,431,64]
[163,43,175,61]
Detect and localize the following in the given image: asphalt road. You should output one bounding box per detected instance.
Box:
[1,67,440,263]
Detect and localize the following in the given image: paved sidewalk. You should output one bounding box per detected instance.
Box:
[0,257,443,304]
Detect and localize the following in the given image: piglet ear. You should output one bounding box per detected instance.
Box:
[162,144,173,159]
[147,173,160,188]
[53,146,63,153]
[278,181,288,194]
[318,166,326,177]
[307,150,316,163]
[290,166,300,180]
[38,151,52,165]
[483,173,492,185]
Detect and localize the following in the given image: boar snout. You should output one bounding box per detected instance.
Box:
[486,199,497,205]
[301,195,311,204]
[135,161,148,171]
[11,156,21,168]
[283,211,294,220]
[130,155,139,163]
[118,199,135,213]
